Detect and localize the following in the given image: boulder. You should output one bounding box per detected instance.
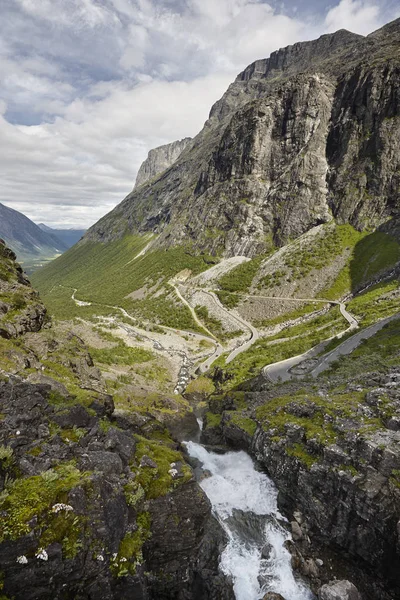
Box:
[318,580,362,600]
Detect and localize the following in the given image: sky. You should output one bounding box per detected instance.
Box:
[0,0,398,229]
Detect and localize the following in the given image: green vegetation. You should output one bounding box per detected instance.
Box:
[111,512,151,577]
[129,436,192,500]
[226,412,257,436]
[0,463,89,544]
[194,305,242,341]
[129,292,205,333]
[217,308,346,389]
[185,376,215,395]
[258,269,286,290]
[218,255,267,295]
[285,224,362,279]
[32,236,218,327]
[255,302,326,329]
[347,280,400,325]
[254,388,393,469]
[88,340,154,366]
[0,445,13,469]
[205,412,222,428]
[320,230,400,299]
[325,317,400,378]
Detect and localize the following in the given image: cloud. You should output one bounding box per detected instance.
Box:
[324,0,382,35]
[0,0,397,228]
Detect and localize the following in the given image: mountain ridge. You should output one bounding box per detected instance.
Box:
[78,18,399,256]
[0,202,67,270]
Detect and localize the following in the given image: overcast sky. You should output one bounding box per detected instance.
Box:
[0,0,398,229]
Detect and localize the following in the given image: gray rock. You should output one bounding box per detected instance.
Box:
[79,450,123,475]
[318,580,362,600]
[135,137,192,188]
[140,454,158,468]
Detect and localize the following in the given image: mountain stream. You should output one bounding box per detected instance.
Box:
[185,431,314,600]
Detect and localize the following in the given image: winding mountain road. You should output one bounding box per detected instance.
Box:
[310,313,399,377]
[264,313,399,383]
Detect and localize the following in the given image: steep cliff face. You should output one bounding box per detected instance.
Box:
[84,19,399,256]
[134,137,192,188]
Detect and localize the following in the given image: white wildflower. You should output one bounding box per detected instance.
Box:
[16,430,21,436]
[16,555,28,564]
[120,557,127,562]
[168,468,178,477]
[51,503,74,513]
[35,548,48,561]
[96,555,104,562]
[170,462,176,468]
[112,553,118,560]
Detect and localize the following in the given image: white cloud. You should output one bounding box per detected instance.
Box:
[0,74,232,227]
[325,0,382,35]
[0,0,397,228]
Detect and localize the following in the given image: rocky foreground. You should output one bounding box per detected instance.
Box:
[0,245,233,600]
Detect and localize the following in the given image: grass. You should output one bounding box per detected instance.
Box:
[255,303,327,329]
[205,412,222,428]
[226,412,257,436]
[347,280,400,326]
[32,235,217,320]
[324,317,400,378]
[320,230,400,299]
[0,462,89,543]
[111,512,151,577]
[131,436,192,500]
[284,224,362,280]
[88,341,154,366]
[185,376,215,395]
[218,254,268,295]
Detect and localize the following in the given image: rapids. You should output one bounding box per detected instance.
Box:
[185,441,314,600]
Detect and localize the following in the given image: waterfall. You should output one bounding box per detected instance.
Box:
[184,441,314,600]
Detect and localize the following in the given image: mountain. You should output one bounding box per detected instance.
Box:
[32,19,400,324]
[134,137,192,188]
[79,19,399,255]
[8,20,400,600]
[38,223,86,249]
[0,202,67,271]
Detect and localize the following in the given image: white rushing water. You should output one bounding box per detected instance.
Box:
[185,441,314,600]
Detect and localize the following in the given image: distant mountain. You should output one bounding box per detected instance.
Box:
[0,202,67,271]
[38,224,86,249]
[134,137,192,188]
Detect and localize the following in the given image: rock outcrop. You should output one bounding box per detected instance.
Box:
[0,243,47,339]
[85,19,399,255]
[0,379,232,600]
[202,361,400,600]
[134,137,192,188]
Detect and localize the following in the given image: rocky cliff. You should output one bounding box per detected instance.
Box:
[201,318,400,600]
[134,137,192,188]
[0,246,233,600]
[84,19,399,256]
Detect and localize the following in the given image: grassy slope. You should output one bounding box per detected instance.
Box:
[31,234,218,328]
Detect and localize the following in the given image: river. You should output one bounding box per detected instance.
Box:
[185,438,314,600]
